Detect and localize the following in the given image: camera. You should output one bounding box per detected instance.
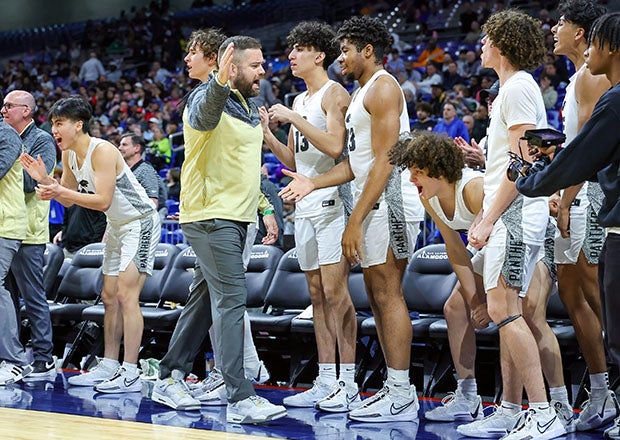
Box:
[506,128,565,182]
[507,152,551,181]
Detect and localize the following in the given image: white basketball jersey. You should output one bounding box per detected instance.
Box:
[427,167,480,230]
[292,80,343,218]
[68,137,154,223]
[345,69,424,222]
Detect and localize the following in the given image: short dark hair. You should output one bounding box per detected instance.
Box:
[559,0,607,37]
[588,12,620,53]
[415,101,433,114]
[219,36,262,64]
[120,133,146,154]
[336,16,391,64]
[48,95,92,133]
[389,131,464,183]
[286,21,339,70]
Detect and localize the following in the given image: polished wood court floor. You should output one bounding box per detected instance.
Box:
[0,370,609,439]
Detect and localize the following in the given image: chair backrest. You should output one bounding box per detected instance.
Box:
[43,243,65,300]
[349,263,370,312]
[402,244,457,313]
[246,244,284,308]
[262,248,311,311]
[159,246,196,305]
[139,243,181,303]
[56,242,105,301]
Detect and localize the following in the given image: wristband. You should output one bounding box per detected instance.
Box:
[263,209,275,216]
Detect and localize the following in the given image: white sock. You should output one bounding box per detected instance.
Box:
[457,378,478,399]
[339,363,356,385]
[319,363,337,384]
[122,362,138,375]
[500,400,522,415]
[549,386,570,407]
[101,358,120,370]
[590,372,610,399]
[386,367,411,397]
[530,401,552,414]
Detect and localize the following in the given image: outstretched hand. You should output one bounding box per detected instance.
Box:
[216,42,235,85]
[278,169,315,202]
[20,153,49,183]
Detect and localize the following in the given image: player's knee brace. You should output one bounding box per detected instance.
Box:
[497,314,523,329]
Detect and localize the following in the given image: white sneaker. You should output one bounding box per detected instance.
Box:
[226,395,287,424]
[152,369,201,411]
[501,407,566,440]
[347,383,419,423]
[247,360,270,384]
[456,405,517,438]
[424,390,484,422]
[575,389,619,431]
[315,380,362,413]
[282,377,334,408]
[94,366,142,394]
[551,399,575,433]
[68,360,116,387]
[0,362,33,386]
[605,415,620,439]
[191,369,227,406]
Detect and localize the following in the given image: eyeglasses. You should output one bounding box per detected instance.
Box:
[2,102,29,110]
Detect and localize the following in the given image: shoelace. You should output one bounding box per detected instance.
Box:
[440,391,458,406]
[511,408,535,432]
[359,385,390,409]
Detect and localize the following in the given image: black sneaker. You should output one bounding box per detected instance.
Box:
[27,360,56,378]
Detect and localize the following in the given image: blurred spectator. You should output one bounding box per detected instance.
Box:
[471,103,489,143]
[460,1,479,33]
[146,124,171,170]
[429,83,448,117]
[432,101,470,142]
[443,60,466,90]
[414,62,443,96]
[386,49,407,78]
[165,167,181,200]
[461,50,481,78]
[463,114,475,140]
[78,51,105,84]
[412,37,445,69]
[463,20,482,44]
[118,133,164,209]
[251,78,280,108]
[411,101,436,132]
[539,73,558,110]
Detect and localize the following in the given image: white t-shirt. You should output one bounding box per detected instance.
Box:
[484,71,548,244]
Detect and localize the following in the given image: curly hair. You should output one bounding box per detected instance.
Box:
[588,12,620,53]
[388,131,464,183]
[482,9,546,70]
[336,16,391,64]
[559,0,607,37]
[286,21,339,71]
[187,28,227,58]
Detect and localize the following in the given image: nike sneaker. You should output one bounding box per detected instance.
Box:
[94,366,142,394]
[605,415,620,439]
[575,389,619,431]
[67,359,117,387]
[347,383,419,423]
[26,358,57,379]
[152,369,201,411]
[551,399,575,433]
[226,395,287,424]
[191,369,227,406]
[315,380,362,413]
[247,360,270,384]
[424,390,484,422]
[501,407,566,440]
[456,404,517,438]
[282,376,335,408]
